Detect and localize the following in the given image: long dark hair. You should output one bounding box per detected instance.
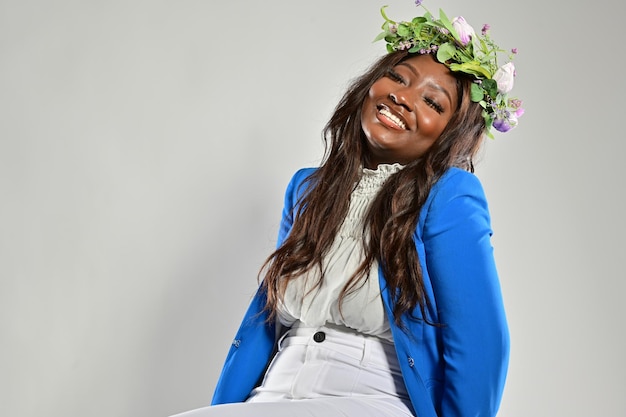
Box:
[260,51,485,325]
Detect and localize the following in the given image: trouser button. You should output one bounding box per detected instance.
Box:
[313,331,326,343]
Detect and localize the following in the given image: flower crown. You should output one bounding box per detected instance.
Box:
[374,2,523,136]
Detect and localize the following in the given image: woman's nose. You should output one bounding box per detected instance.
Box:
[389,91,412,112]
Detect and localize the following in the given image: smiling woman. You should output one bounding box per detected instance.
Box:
[170,2,519,417]
[361,54,459,167]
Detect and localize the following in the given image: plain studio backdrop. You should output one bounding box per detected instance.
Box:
[1,0,624,416]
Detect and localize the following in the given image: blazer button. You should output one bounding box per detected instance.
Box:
[407,357,415,367]
[313,331,326,343]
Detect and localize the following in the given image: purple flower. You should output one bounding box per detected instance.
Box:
[511,47,518,54]
[493,112,518,132]
[493,118,512,132]
[452,16,475,45]
[398,41,413,51]
[508,98,522,109]
[481,24,490,35]
[508,98,524,118]
[415,0,423,6]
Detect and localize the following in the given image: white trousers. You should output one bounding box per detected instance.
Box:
[171,323,415,417]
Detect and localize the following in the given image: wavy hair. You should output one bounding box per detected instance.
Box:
[260,51,485,325]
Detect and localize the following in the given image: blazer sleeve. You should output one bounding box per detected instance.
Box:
[276,168,316,247]
[423,170,510,416]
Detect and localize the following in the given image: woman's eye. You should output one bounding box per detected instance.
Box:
[386,69,406,84]
[424,97,444,114]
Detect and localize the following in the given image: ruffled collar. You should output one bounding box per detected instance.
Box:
[353,163,404,196]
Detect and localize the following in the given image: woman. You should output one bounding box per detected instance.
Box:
[173,3,521,417]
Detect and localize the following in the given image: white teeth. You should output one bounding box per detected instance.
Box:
[378,107,406,129]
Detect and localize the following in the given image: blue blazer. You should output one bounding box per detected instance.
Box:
[211,167,509,417]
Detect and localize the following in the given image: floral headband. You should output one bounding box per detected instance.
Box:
[374,1,523,136]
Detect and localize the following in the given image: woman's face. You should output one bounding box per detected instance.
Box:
[361,54,459,168]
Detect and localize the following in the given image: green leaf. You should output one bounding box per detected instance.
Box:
[373,31,387,43]
[478,37,488,55]
[485,118,495,139]
[438,9,460,40]
[482,78,498,98]
[397,24,410,37]
[470,83,484,102]
[380,5,395,24]
[384,35,397,43]
[436,42,456,63]
[449,61,492,78]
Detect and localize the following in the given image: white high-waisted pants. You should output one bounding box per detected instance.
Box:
[170,323,415,417]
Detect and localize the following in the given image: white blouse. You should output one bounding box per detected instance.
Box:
[277,163,404,341]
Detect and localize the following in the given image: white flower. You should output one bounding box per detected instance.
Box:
[493,62,515,94]
[451,16,475,45]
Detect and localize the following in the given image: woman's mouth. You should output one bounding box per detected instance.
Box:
[377,105,407,130]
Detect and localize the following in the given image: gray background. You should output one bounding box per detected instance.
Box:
[1,0,624,416]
